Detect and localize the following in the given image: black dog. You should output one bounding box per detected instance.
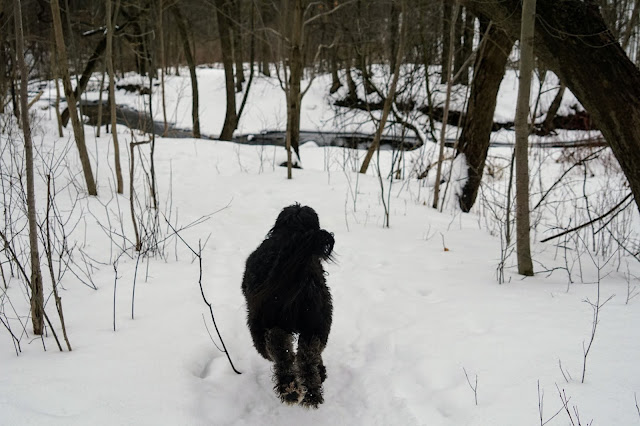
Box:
[242,204,334,408]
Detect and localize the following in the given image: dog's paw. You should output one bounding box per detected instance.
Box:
[275,379,303,405]
[300,388,324,408]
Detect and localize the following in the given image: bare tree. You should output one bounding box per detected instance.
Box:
[359,0,407,175]
[432,2,459,209]
[514,0,536,276]
[171,3,201,138]
[50,0,98,196]
[457,22,514,212]
[214,0,238,140]
[14,0,45,335]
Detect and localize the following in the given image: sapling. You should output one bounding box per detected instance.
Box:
[462,367,478,406]
[580,238,616,384]
[537,381,563,426]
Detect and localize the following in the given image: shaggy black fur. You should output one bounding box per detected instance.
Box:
[242,204,334,408]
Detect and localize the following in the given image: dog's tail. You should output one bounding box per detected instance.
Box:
[252,229,334,307]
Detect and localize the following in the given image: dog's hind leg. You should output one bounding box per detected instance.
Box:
[248,320,270,360]
[297,335,325,408]
[265,328,302,404]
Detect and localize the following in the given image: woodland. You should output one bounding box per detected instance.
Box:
[2,0,640,424]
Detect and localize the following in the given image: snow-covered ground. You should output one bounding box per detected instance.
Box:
[1,68,639,425]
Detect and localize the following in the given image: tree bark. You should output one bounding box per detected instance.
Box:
[107,0,124,194]
[50,37,65,137]
[172,4,201,138]
[459,9,474,85]
[514,0,536,276]
[541,83,566,134]
[232,0,245,92]
[432,2,459,209]
[456,0,640,215]
[14,0,45,335]
[441,1,453,84]
[50,0,98,196]
[359,0,406,175]
[158,0,169,137]
[213,0,238,140]
[285,0,304,179]
[457,24,514,212]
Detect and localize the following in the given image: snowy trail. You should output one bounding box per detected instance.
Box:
[1,69,639,425]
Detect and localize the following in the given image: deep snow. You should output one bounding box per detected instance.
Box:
[1,67,639,425]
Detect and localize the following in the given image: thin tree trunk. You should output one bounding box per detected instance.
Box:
[172,4,201,138]
[541,83,566,134]
[621,1,640,51]
[236,1,256,123]
[96,64,106,137]
[107,0,124,194]
[213,0,237,140]
[459,9,474,85]
[232,0,245,92]
[514,0,536,276]
[359,0,407,175]
[158,1,169,137]
[441,1,452,83]
[433,3,459,209]
[285,0,305,179]
[50,38,64,137]
[129,142,141,252]
[50,0,97,196]
[46,176,71,351]
[14,0,45,335]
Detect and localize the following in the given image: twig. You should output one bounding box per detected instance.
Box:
[131,251,141,319]
[538,380,564,426]
[113,262,118,332]
[541,193,633,243]
[196,240,241,374]
[558,358,572,383]
[0,315,21,355]
[463,367,478,406]
[162,214,241,375]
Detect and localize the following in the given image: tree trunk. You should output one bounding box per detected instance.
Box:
[457,24,514,212]
[107,0,124,194]
[172,4,201,138]
[541,83,566,134]
[514,0,536,276]
[359,0,406,175]
[457,0,640,215]
[286,0,304,179]
[213,0,238,140]
[14,0,45,335]
[453,6,464,77]
[232,0,245,92]
[50,37,65,137]
[432,3,459,209]
[158,0,169,137]
[459,9,474,85]
[441,1,452,84]
[50,0,98,196]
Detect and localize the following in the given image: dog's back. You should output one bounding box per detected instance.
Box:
[242,205,334,344]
